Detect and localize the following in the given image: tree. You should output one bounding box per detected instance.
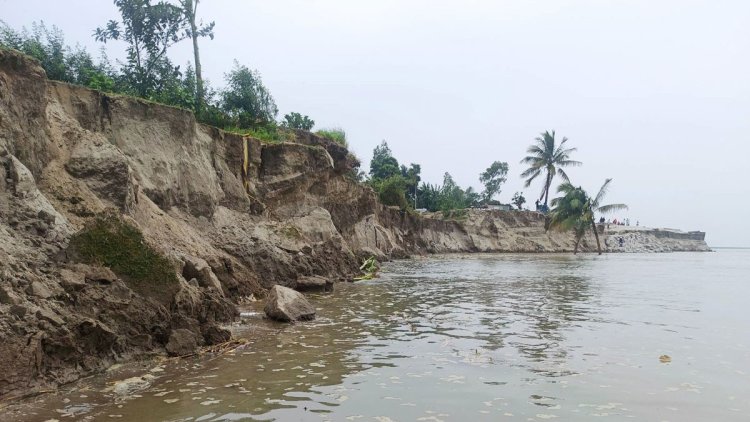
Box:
[282,112,315,130]
[464,186,482,208]
[369,141,400,181]
[512,192,526,210]
[417,183,441,212]
[1,21,114,90]
[479,161,509,205]
[95,0,190,97]
[439,172,469,212]
[401,163,421,209]
[520,130,581,208]
[549,179,628,255]
[179,0,214,114]
[373,175,408,209]
[221,61,278,128]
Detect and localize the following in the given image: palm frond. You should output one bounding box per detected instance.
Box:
[597,203,629,214]
[521,166,541,179]
[523,169,541,187]
[525,145,545,156]
[557,168,571,183]
[557,159,582,167]
[520,156,544,166]
[556,182,575,194]
[591,178,612,206]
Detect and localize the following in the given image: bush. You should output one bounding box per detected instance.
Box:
[281,112,314,131]
[223,122,295,143]
[373,175,408,209]
[316,128,348,148]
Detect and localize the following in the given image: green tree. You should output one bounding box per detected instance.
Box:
[401,163,421,209]
[369,141,400,181]
[221,61,278,128]
[520,130,581,208]
[1,21,114,90]
[282,112,315,130]
[464,186,482,208]
[374,175,409,209]
[479,161,509,205]
[439,172,469,212]
[417,183,441,212]
[512,192,526,210]
[549,179,628,255]
[179,0,214,113]
[95,0,190,97]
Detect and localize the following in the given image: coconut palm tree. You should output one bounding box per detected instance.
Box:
[549,179,628,255]
[520,130,582,208]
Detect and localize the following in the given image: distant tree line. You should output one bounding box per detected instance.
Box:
[365,141,518,215]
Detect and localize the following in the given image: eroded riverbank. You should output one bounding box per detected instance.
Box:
[4,251,748,421]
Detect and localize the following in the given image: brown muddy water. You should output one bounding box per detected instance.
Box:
[4,250,750,421]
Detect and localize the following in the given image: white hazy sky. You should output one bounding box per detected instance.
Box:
[3,0,749,246]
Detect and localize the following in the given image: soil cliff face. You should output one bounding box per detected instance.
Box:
[0,49,708,399]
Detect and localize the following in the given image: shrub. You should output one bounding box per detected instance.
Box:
[373,175,408,209]
[316,128,347,148]
[281,112,314,130]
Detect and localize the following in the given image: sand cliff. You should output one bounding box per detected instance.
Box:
[0,49,708,399]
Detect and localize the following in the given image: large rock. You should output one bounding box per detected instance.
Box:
[181,255,225,295]
[264,285,316,322]
[165,328,199,356]
[295,275,334,292]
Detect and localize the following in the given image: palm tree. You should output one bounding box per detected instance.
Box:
[520,130,582,208]
[549,179,628,255]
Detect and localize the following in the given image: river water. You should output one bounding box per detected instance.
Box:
[6,250,750,421]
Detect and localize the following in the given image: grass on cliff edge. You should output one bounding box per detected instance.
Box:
[68,216,179,303]
[315,128,348,148]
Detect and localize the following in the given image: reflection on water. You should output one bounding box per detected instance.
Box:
[5,251,750,421]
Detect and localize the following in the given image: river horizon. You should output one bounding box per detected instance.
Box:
[5,250,749,422]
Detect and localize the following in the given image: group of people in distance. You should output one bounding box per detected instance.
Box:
[599,217,638,227]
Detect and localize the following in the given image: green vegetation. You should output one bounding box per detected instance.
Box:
[479,161,509,205]
[365,141,504,214]
[316,128,348,147]
[68,216,179,302]
[548,179,628,254]
[2,8,627,257]
[181,0,213,114]
[1,1,286,135]
[0,21,114,88]
[372,174,409,209]
[282,112,315,131]
[520,130,582,208]
[354,257,379,281]
[369,141,401,181]
[367,141,418,209]
[221,61,278,128]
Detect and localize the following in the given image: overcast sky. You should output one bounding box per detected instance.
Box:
[3,0,749,246]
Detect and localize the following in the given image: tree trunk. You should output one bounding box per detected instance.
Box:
[574,234,581,254]
[190,0,204,114]
[591,219,602,255]
[543,172,552,207]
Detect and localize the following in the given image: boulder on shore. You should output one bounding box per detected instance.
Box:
[264,285,316,322]
[165,329,199,356]
[295,275,334,292]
